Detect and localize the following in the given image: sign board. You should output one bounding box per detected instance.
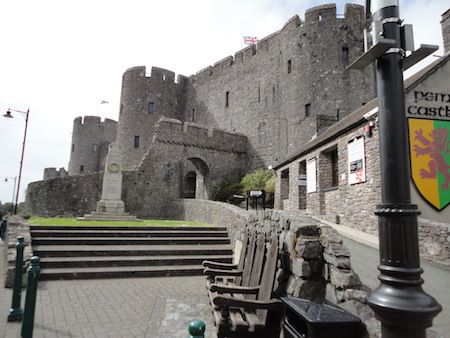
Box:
[249,190,263,197]
[348,137,366,185]
[406,90,450,211]
[306,158,317,193]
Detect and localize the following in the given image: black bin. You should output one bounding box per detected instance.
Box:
[282,297,362,338]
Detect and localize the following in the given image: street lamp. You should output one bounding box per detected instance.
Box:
[348,1,441,337]
[4,177,17,215]
[3,108,30,215]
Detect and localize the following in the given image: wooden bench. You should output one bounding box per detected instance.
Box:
[210,232,283,338]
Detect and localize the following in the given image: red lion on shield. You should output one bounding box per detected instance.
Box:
[413,128,450,190]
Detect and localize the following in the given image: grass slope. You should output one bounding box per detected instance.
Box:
[29,217,211,227]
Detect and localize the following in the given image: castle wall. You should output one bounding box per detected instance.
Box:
[68,116,117,175]
[25,173,102,217]
[121,118,248,217]
[43,167,68,180]
[442,9,450,54]
[183,4,374,170]
[116,66,187,170]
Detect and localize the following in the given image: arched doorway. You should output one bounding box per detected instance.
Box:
[186,157,209,199]
[184,171,196,198]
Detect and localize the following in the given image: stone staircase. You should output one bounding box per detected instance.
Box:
[30,225,233,281]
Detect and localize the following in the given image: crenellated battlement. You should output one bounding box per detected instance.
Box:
[187,3,365,84]
[123,65,180,83]
[73,116,118,126]
[154,117,247,154]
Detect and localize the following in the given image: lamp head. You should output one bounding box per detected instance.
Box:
[3,110,13,118]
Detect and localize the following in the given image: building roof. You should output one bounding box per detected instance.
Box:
[273,53,450,170]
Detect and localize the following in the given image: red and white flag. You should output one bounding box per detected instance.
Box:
[243,36,258,45]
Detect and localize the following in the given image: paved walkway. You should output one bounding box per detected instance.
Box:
[0,241,217,338]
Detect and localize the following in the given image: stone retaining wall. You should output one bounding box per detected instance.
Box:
[172,199,380,337]
[2,216,33,288]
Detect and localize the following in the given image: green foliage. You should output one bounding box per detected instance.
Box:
[211,181,244,203]
[240,169,275,192]
[265,175,275,193]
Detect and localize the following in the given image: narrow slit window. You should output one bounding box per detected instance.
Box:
[80,165,84,174]
[258,86,261,103]
[225,91,230,108]
[287,59,292,74]
[192,108,195,122]
[92,144,98,152]
[71,144,75,153]
[341,46,349,65]
[134,136,140,148]
[148,102,155,114]
[305,103,311,117]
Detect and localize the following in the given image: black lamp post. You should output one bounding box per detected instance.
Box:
[3,108,30,215]
[4,176,17,215]
[366,2,441,338]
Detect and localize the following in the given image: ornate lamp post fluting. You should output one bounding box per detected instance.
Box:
[3,108,30,215]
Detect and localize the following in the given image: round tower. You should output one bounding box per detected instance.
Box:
[68,116,118,175]
[116,66,185,170]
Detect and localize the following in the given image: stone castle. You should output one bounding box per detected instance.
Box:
[31,3,375,217]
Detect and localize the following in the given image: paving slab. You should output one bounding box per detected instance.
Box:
[0,240,216,338]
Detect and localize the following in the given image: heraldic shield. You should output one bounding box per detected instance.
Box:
[408,118,450,211]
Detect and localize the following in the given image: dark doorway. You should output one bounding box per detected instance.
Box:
[184,171,196,198]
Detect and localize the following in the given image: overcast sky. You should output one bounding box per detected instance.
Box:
[0,0,448,204]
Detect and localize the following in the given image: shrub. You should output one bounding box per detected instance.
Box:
[240,169,274,192]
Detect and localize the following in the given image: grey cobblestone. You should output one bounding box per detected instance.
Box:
[1,241,215,338]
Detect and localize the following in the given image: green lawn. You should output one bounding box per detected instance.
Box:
[29,217,211,227]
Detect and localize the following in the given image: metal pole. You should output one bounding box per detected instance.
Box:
[8,236,25,322]
[21,256,40,338]
[366,1,441,337]
[11,176,17,216]
[14,109,29,215]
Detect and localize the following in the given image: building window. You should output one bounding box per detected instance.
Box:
[321,146,339,189]
[287,59,292,74]
[341,46,349,65]
[192,108,195,122]
[92,144,98,152]
[225,91,230,108]
[134,135,140,148]
[120,104,124,116]
[71,144,75,153]
[80,165,84,174]
[305,103,311,117]
[281,169,290,201]
[148,102,155,114]
[257,86,261,103]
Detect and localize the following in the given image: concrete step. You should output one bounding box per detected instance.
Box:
[39,255,232,268]
[30,229,229,238]
[29,225,227,231]
[39,265,206,280]
[33,244,233,257]
[31,237,231,246]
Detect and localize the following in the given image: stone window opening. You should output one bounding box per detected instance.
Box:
[192,108,195,122]
[257,86,261,103]
[80,165,84,174]
[318,14,322,21]
[287,59,292,74]
[341,46,349,65]
[120,104,124,116]
[225,91,230,108]
[134,135,140,148]
[71,144,75,153]
[321,146,339,189]
[280,168,290,201]
[148,102,155,114]
[92,143,98,153]
[298,161,307,209]
[162,74,166,80]
[305,103,311,117]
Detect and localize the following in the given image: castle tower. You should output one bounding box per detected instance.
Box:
[116,66,186,170]
[184,3,374,168]
[68,116,118,175]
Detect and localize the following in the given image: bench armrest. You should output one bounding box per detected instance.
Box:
[213,295,284,310]
[203,268,243,277]
[210,284,259,294]
[202,260,237,270]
